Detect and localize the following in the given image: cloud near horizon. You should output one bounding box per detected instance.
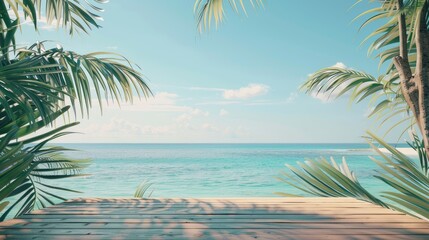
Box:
[94,91,193,113]
[219,109,229,116]
[223,84,269,100]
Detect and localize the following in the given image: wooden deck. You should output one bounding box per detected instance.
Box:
[1,198,429,239]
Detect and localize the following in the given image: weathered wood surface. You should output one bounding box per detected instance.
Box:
[1,197,428,239]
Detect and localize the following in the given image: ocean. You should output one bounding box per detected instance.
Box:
[51,143,409,199]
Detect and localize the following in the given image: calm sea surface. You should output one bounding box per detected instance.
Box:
[49,143,408,199]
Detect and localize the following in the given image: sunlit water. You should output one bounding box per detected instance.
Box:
[47,143,407,199]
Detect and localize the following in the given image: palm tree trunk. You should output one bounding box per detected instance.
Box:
[415,0,429,156]
[393,0,429,156]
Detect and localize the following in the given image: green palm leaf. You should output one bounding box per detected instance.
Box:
[16,42,152,117]
[278,156,386,207]
[302,66,411,135]
[367,132,429,220]
[194,0,264,31]
[0,100,88,220]
[0,55,69,125]
[134,180,153,198]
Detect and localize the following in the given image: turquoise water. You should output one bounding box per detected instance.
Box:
[50,143,408,199]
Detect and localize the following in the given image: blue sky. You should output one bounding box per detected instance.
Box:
[18,0,405,143]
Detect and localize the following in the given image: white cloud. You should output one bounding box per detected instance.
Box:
[176,108,209,124]
[176,113,193,123]
[197,100,240,106]
[189,86,225,92]
[141,125,172,135]
[202,123,218,131]
[219,109,228,116]
[223,84,269,100]
[333,62,348,69]
[101,92,193,113]
[310,89,340,103]
[190,108,209,117]
[286,92,298,104]
[82,118,171,137]
[200,123,248,137]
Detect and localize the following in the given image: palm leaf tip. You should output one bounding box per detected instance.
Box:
[134,180,153,198]
[194,0,264,32]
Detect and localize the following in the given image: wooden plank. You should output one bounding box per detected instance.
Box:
[2,228,429,235]
[1,234,429,240]
[7,217,427,223]
[16,213,414,219]
[44,205,385,211]
[17,213,418,223]
[2,222,429,229]
[55,203,377,208]
[29,208,399,215]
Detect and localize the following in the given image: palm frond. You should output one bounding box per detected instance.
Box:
[134,180,153,198]
[16,41,152,117]
[0,103,88,220]
[6,0,104,33]
[355,0,428,72]
[406,134,429,175]
[277,156,386,207]
[303,67,388,102]
[0,0,106,58]
[0,55,68,125]
[367,132,429,220]
[302,66,412,135]
[279,131,429,220]
[194,0,263,31]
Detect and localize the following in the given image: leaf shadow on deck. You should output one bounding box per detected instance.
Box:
[1,198,429,239]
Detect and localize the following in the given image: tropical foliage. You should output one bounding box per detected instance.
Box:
[277,155,387,207]
[302,67,411,136]
[0,0,150,220]
[278,133,429,220]
[0,106,89,220]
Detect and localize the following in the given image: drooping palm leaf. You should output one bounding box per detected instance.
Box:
[356,0,428,72]
[0,0,106,54]
[194,0,264,31]
[302,66,413,135]
[0,128,30,214]
[134,180,153,198]
[367,132,429,220]
[0,105,88,220]
[280,131,429,220]
[277,156,387,207]
[0,54,69,125]
[16,42,152,116]
[1,143,90,220]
